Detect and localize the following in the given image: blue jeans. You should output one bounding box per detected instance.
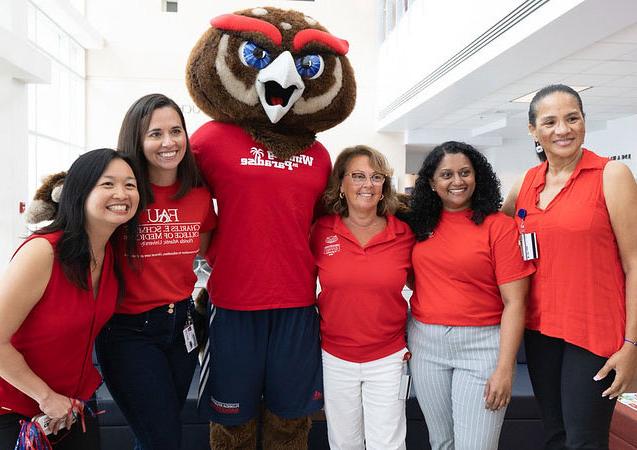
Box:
[95,298,197,450]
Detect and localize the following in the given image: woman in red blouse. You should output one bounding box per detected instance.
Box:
[503,84,637,449]
[0,149,141,449]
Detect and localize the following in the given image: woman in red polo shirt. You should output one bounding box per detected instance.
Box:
[311,145,414,450]
[502,84,637,449]
[0,149,141,449]
[407,141,534,450]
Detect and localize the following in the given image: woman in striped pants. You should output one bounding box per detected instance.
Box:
[405,141,534,450]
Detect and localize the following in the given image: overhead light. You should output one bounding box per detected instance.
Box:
[510,85,591,103]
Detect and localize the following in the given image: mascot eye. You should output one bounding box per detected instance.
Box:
[239,41,272,69]
[295,54,324,79]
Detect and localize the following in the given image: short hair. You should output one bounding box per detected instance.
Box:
[38,148,144,292]
[528,84,585,162]
[117,93,201,204]
[407,141,502,241]
[323,145,400,217]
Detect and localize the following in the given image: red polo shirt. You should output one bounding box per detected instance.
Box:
[411,211,535,326]
[311,215,415,362]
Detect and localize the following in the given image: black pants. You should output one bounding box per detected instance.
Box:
[525,330,617,450]
[0,403,100,449]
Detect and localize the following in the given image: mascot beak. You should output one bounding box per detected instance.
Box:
[255,51,305,124]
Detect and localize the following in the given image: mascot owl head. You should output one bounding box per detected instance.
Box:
[186,7,356,159]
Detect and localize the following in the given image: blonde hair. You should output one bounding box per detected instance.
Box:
[323,145,399,217]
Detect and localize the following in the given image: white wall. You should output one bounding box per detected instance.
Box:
[85,0,406,190]
[585,114,637,174]
[0,0,48,268]
[0,77,30,266]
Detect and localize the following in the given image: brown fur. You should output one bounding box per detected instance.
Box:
[25,171,66,224]
[186,7,356,158]
[209,420,257,450]
[262,409,311,450]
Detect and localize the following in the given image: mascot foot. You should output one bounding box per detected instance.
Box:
[262,409,311,450]
[209,420,257,450]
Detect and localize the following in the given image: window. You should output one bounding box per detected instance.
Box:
[162,0,178,13]
[26,2,86,201]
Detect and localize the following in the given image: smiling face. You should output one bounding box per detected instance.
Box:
[340,155,385,216]
[85,158,139,230]
[430,153,476,212]
[142,106,187,185]
[529,91,585,161]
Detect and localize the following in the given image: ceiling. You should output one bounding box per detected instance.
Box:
[387,1,637,155]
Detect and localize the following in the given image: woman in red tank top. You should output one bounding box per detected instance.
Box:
[503,84,637,450]
[0,149,142,449]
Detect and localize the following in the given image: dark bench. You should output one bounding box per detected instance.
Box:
[95,348,542,449]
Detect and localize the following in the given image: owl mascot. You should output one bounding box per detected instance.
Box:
[186,7,356,449]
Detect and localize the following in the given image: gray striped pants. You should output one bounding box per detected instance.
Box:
[408,319,506,450]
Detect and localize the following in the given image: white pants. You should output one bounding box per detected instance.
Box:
[322,349,407,450]
[408,320,506,450]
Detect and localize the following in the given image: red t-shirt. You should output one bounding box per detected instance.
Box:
[115,183,216,314]
[191,121,331,311]
[0,231,117,417]
[411,210,535,326]
[311,215,414,363]
[515,149,625,357]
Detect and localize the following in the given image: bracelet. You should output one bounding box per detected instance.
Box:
[625,338,637,346]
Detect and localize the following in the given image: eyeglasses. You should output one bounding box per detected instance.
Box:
[345,172,386,185]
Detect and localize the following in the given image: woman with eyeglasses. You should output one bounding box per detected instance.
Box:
[406,141,534,450]
[310,145,414,450]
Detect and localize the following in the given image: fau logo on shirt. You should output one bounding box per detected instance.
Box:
[240,147,315,171]
[146,208,179,223]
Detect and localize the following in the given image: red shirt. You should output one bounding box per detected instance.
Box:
[515,149,625,357]
[116,183,216,315]
[411,211,535,326]
[0,231,117,417]
[192,122,331,311]
[311,215,414,363]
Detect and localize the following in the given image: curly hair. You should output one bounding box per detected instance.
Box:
[408,141,502,241]
[323,145,400,217]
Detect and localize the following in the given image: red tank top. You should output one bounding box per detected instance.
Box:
[0,231,118,417]
[515,149,625,357]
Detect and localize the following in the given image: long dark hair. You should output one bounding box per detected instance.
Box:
[117,93,201,204]
[407,141,502,241]
[37,148,144,291]
[528,84,585,162]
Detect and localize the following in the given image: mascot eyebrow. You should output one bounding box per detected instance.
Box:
[211,14,349,55]
[211,14,283,45]
[293,29,349,55]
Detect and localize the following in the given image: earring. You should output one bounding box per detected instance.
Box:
[380,194,385,200]
[534,141,544,154]
[339,192,344,199]
[431,186,436,192]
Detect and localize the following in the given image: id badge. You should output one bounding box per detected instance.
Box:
[398,374,411,400]
[398,350,412,400]
[183,323,198,353]
[519,232,539,261]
